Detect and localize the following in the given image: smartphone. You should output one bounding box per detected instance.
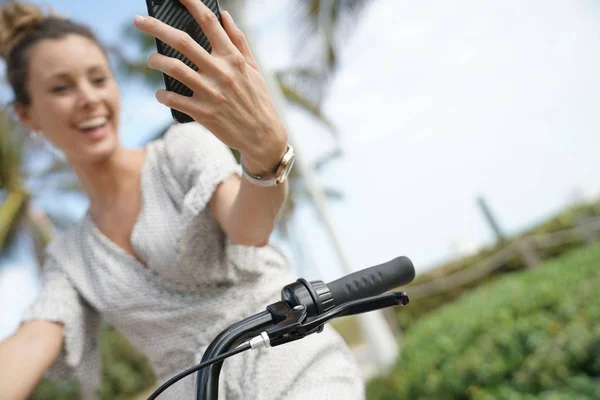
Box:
[145,0,222,123]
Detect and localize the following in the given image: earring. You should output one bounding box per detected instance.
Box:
[29,130,45,145]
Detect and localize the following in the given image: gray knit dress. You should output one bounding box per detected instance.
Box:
[21,122,365,400]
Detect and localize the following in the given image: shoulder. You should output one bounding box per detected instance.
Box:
[44,221,82,258]
[41,218,89,276]
[157,122,239,191]
[162,122,229,158]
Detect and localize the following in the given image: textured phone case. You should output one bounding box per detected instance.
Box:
[145,0,221,123]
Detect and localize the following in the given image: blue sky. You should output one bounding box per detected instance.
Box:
[1,0,600,339]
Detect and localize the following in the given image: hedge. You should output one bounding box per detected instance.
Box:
[367,241,600,399]
[29,327,155,400]
[396,199,600,329]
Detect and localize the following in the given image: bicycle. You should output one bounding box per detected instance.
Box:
[146,256,416,399]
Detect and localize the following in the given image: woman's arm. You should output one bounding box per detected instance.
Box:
[0,320,63,400]
[135,4,294,247]
[209,171,288,247]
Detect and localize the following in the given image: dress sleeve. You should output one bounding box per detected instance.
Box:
[21,256,102,394]
[160,122,290,290]
[162,122,241,214]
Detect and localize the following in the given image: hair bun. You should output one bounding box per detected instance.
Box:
[0,2,47,58]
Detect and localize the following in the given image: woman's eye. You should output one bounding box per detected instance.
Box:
[51,85,70,93]
[92,76,108,85]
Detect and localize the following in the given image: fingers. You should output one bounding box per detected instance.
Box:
[221,11,259,71]
[179,0,236,55]
[147,53,201,90]
[155,88,199,115]
[134,15,214,71]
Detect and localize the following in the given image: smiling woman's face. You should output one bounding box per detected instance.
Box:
[18,34,121,163]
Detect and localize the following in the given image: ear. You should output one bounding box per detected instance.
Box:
[14,103,41,132]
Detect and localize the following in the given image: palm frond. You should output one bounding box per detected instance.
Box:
[297,186,343,202]
[290,0,371,67]
[0,109,25,190]
[121,24,159,53]
[107,44,164,87]
[0,188,29,252]
[276,184,343,238]
[313,147,342,171]
[24,206,55,266]
[276,76,337,134]
[0,101,83,260]
[275,67,327,110]
[285,0,372,106]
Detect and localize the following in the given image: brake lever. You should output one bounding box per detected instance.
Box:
[264,292,409,347]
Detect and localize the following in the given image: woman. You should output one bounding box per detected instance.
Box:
[0,1,364,399]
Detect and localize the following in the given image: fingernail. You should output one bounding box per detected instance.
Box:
[156,89,167,103]
[224,11,233,22]
[134,15,144,25]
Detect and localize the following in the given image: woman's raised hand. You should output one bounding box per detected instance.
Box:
[134,0,288,175]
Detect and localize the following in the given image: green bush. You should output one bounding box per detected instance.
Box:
[367,242,600,400]
[97,327,155,400]
[29,327,155,400]
[396,199,600,328]
[28,380,80,400]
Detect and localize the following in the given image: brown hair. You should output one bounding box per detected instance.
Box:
[0,1,107,106]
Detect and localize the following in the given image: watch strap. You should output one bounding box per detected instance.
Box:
[241,144,294,187]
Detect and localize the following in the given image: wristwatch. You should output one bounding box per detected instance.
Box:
[241,144,295,187]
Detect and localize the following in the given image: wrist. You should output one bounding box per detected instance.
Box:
[242,154,283,178]
[241,137,288,177]
[241,142,296,187]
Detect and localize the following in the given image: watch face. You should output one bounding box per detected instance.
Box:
[282,155,296,179]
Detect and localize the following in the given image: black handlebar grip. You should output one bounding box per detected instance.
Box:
[326,256,415,306]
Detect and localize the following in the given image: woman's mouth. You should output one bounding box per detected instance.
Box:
[76,116,110,139]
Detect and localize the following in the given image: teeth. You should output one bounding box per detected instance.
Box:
[77,116,107,130]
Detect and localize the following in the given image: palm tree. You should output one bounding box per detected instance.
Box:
[275,0,371,112]
[0,106,80,266]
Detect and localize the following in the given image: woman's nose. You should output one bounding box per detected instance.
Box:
[77,82,101,106]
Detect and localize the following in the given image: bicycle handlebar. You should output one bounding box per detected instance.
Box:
[326,256,415,306]
[150,255,416,400]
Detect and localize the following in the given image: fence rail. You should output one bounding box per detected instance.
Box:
[407,217,600,299]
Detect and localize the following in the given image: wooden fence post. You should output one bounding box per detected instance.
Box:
[517,238,542,269]
[477,196,506,243]
[577,219,598,245]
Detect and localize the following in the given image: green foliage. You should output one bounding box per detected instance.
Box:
[29,380,80,400]
[29,327,155,400]
[97,327,155,400]
[0,107,25,190]
[367,242,600,400]
[397,199,600,328]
